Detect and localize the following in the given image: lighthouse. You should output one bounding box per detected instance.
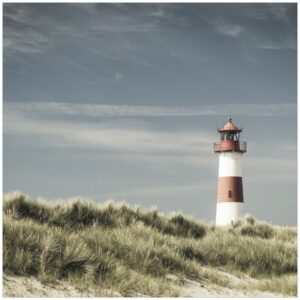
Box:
[214,117,247,226]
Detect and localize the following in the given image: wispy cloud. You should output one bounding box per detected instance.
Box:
[3,101,296,174]
[268,4,293,22]
[3,3,171,58]
[3,101,219,174]
[257,34,296,51]
[4,110,211,155]
[3,2,296,70]
[5,102,296,118]
[3,4,80,57]
[215,24,243,37]
[200,4,296,51]
[241,3,294,22]
[61,55,124,83]
[4,26,54,55]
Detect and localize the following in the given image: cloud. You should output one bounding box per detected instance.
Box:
[200,4,296,52]
[215,24,243,37]
[268,4,292,22]
[3,2,296,70]
[4,102,297,118]
[3,101,296,175]
[4,26,54,56]
[3,109,212,155]
[257,34,296,51]
[240,3,294,22]
[3,4,81,57]
[3,102,219,172]
[3,4,173,68]
[61,55,124,82]
[115,73,123,81]
[3,3,171,58]
[202,14,244,38]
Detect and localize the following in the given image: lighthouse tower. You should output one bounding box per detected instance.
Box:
[214,117,247,226]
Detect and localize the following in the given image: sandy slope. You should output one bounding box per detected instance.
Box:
[3,273,121,297]
[166,270,286,298]
[3,273,96,297]
[3,271,285,297]
[179,276,284,297]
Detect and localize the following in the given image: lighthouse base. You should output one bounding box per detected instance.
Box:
[216,202,244,226]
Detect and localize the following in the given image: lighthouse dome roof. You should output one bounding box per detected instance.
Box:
[218,117,242,132]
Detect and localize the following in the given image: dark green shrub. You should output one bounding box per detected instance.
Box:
[93,258,116,281]
[146,249,188,276]
[4,195,50,223]
[170,215,206,239]
[245,215,256,225]
[240,223,274,239]
[181,246,205,263]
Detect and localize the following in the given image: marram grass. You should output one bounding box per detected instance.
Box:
[3,192,297,296]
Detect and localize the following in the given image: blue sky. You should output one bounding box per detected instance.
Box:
[3,3,297,225]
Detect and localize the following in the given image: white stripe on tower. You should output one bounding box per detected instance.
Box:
[216,202,244,226]
[218,152,242,177]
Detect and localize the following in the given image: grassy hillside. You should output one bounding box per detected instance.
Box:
[3,192,297,296]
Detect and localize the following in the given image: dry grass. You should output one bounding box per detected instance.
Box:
[3,192,297,296]
[256,274,297,296]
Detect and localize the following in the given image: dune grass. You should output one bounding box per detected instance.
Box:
[3,192,297,296]
[255,274,297,296]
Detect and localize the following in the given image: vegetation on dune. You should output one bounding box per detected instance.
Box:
[3,193,207,239]
[3,192,297,296]
[255,274,297,296]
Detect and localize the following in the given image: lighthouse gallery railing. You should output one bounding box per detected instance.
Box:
[214,141,247,153]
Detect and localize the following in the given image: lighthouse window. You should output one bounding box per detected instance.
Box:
[221,132,225,140]
[228,190,232,198]
[224,133,234,140]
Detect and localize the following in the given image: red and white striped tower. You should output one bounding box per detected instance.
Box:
[213,117,247,226]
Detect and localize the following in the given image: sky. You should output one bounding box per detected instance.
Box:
[3,3,297,225]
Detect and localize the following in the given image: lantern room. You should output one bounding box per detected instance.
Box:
[214,117,246,153]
